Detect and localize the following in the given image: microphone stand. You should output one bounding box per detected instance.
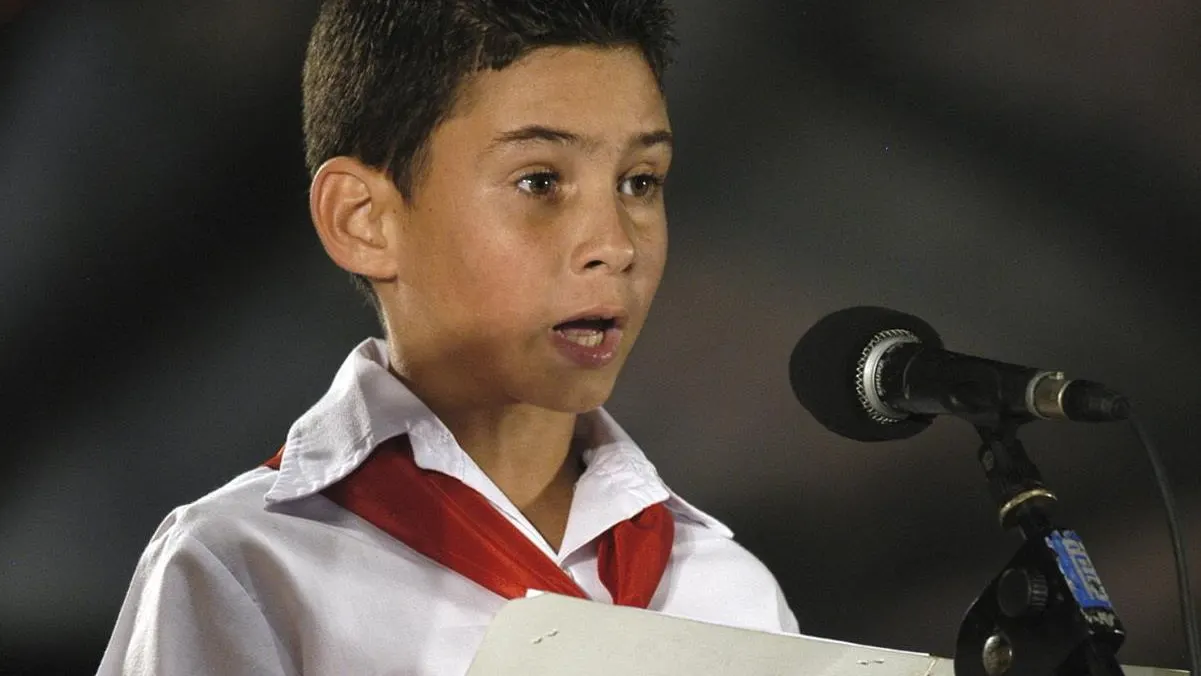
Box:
[954,418,1127,676]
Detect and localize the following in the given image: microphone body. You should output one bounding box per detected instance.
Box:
[789,307,1129,442]
[868,338,1126,424]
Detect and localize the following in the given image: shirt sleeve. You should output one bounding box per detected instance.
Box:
[96,521,294,676]
[774,582,801,634]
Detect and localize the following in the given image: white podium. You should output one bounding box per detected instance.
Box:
[466,594,1185,676]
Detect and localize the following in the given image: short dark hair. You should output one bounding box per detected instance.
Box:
[302,0,677,309]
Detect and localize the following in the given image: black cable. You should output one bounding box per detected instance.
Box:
[1130,414,1200,674]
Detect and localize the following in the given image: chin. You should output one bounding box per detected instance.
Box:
[531,374,619,414]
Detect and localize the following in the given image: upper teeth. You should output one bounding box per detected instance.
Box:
[560,328,605,348]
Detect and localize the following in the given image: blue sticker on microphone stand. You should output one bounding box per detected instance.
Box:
[1048,530,1113,611]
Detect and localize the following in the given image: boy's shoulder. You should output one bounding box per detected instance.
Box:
[141,466,342,574]
[159,467,277,540]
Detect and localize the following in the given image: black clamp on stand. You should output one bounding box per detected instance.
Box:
[955,419,1126,676]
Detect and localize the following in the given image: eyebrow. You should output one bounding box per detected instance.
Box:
[484,125,673,155]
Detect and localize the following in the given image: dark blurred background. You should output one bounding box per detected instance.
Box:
[2,1,1199,673]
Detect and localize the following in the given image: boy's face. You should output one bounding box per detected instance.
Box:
[380,45,672,414]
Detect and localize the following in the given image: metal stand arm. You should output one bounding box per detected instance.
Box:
[954,422,1126,676]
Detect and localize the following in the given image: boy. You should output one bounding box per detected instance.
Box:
[97,1,799,673]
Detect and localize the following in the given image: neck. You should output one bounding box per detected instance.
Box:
[388,362,584,551]
[438,405,583,553]
[438,404,582,511]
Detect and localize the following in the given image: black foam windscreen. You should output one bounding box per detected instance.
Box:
[788,306,944,442]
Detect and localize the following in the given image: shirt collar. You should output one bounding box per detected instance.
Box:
[264,338,733,549]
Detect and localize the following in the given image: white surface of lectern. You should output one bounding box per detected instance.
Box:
[465,594,1184,676]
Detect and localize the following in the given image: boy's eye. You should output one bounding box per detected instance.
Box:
[516,171,560,197]
[619,173,664,199]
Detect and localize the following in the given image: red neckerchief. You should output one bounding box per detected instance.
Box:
[264,435,673,608]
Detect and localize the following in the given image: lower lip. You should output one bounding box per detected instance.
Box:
[550,327,624,368]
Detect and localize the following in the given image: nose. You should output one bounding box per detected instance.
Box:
[572,195,636,274]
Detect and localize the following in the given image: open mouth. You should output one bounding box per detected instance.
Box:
[553,316,618,348]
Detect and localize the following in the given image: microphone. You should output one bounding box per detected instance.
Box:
[788,306,1130,442]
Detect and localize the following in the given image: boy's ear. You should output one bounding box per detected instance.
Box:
[309,156,404,281]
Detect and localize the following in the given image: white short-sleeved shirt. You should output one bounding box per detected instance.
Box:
[97,338,798,675]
